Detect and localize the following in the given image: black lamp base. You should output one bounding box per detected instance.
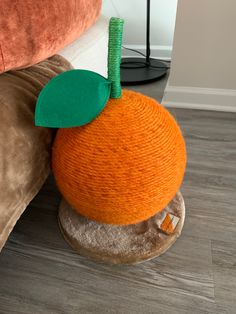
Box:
[121,57,168,86]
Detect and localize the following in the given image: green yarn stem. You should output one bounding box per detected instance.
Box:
[108,17,124,99]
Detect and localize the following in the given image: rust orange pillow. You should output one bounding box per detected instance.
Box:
[0,0,102,73]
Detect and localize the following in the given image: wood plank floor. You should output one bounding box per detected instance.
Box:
[0,74,236,314]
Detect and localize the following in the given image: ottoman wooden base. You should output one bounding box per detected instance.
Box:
[58,192,185,265]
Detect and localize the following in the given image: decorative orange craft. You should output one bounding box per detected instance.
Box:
[52,89,186,225]
[36,18,186,226]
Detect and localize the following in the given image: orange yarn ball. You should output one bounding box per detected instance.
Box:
[52,90,186,225]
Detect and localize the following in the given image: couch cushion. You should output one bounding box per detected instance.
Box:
[58,16,109,77]
[0,0,101,73]
[0,55,72,251]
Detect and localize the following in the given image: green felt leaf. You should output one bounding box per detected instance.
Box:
[35,69,111,128]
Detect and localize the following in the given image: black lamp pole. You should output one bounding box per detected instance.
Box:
[120,0,168,85]
[146,0,151,65]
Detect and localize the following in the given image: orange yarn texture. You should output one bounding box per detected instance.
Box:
[52,90,186,225]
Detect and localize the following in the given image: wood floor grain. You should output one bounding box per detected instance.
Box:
[0,75,235,314]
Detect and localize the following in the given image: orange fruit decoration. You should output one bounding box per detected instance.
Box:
[51,18,187,225]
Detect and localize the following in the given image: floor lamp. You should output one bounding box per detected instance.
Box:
[120,0,168,85]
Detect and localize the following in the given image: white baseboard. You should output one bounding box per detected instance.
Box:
[162,85,236,112]
[122,44,172,60]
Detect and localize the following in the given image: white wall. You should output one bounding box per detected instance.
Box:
[102,0,178,59]
[163,0,236,112]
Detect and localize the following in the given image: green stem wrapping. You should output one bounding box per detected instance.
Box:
[108,17,124,99]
